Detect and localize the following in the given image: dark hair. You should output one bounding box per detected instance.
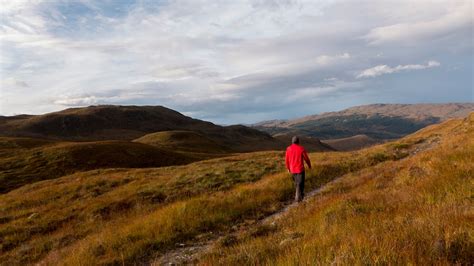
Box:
[291,136,299,144]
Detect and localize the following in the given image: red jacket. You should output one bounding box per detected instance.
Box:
[285,144,311,174]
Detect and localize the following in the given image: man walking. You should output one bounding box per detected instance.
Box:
[285,136,312,202]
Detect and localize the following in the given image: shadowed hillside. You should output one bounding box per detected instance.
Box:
[0,105,334,153]
[0,105,295,152]
[134,130,230,154]
[0,105,218,140]
[273,135,335,152]
[322,134,382,151]
[0,138,195,193]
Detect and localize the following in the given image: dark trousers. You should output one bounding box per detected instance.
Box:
[292,172,305,202]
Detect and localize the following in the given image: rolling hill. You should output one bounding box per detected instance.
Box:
[0,105,218,140]
[0,105,307,153]
[322,134,382,151]
[273,135,336,152]
[0,106,335,194]
[0,137,196,193]
[253,103,474,140]
[133,130,230,154]
[1,112,471,265]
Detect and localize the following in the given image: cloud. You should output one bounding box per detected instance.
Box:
[364,1,472,46]
[0,0,472,123]
[54,95,99,106]
[1,77,29,89]
[356,61,441,79]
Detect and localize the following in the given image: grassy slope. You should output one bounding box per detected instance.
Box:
[133,130,230,154]
[0,115,471,265]
[0,138,197,193]
[322,134,382,151]
[201,114,474,265]
[273,135,335,152]
[0,105,219,141]
[0,106,284,153]
[0,152,284,265]
[5,131,416,265]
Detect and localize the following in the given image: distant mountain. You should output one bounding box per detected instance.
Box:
[0,105,332,152]
[0,105,220,140]
[253,103,474,140]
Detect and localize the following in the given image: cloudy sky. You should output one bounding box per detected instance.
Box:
[0,0,472,124]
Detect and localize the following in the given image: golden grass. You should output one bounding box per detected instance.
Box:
[133,130,230,154]
[200,115,474,265]
[0,139,198,193]
[0,152,284,264]
[1,115,471,265]
[35,137,416,264]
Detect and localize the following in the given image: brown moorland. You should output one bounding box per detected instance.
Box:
[0,105,289,152]
[0,138,196,193]
[2,113,470,265]
[322,134,382,151]
[202,113,474,265]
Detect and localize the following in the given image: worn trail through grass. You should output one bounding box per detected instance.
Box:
[153,136,442,265]
[154,176,344,265]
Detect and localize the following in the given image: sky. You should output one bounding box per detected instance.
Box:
[0,0,472,124]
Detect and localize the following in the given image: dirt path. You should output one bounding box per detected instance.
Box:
[150,171,350,266]
[151,137,441,265]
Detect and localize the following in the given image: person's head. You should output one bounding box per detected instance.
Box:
[291,136,299,144]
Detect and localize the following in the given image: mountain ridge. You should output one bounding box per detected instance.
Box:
[252,103,474,140]
[255,103,474,128]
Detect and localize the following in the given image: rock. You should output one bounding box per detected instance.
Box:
[27,213,38,220]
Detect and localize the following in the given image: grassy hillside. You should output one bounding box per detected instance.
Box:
[134,130,230,154]
[202,114,474,265]
[0,138,196,193]
[0,105,338,153]
[322,134,382,151]
[273,135,335,152]
[0,105,287,152]
[0,152,285,265]
[0,105,219,140]
[0,137,55,158]
[0,114,471,265]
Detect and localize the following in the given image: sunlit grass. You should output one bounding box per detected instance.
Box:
[1,114,471,265]
[200,114,474,265]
